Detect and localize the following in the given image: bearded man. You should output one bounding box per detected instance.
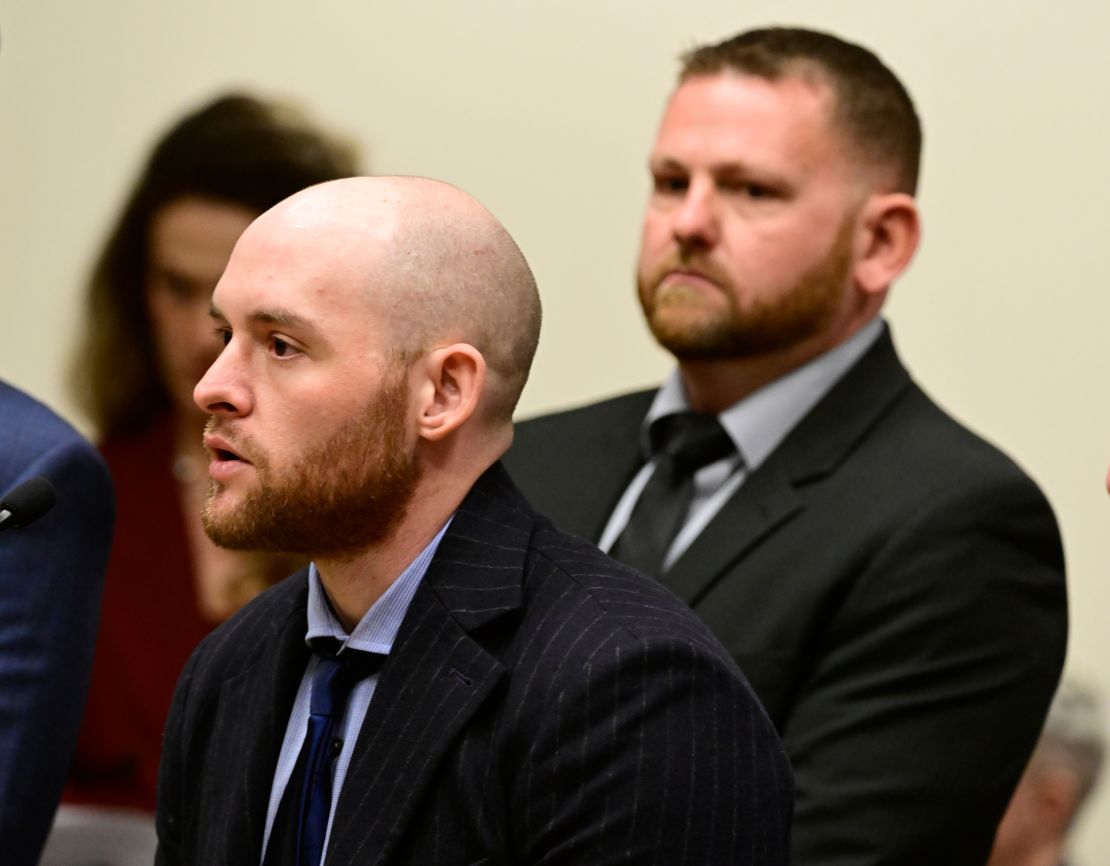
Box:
[154,176,792,866]
[504,27,1067,865]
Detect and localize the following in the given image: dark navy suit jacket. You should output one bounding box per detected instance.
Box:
[504,328,1068,866]
[156,462,792,865]
[0,380,114,865]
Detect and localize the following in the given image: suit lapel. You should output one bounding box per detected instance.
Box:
[664,328,914,605]
[209,578,310,864]
[325,464,530,866]
[663,459,802,604]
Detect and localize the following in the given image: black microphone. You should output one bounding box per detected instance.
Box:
[0,476,57,531]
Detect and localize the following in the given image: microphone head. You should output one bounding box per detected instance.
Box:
[0,476,57,530]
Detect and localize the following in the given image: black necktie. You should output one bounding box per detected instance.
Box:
[263,639,385,866]
[610,412,735,576]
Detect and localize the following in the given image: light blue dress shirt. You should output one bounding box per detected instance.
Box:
[259,520,451,864]
[598,317,885,570]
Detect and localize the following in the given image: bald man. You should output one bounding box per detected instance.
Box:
[154,177,792,866]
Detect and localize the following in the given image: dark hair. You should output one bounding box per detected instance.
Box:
[680,27,922,194]
[72,93,360,439]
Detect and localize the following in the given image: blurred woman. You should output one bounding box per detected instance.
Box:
[65,94,359,812]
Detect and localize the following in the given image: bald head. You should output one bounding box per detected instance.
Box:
[251,176,542,422]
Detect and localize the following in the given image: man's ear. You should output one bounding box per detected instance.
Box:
[854,192,921,295]
[414,343,486,443]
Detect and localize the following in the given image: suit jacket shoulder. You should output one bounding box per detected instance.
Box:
[157,463,792,866]
[506,389,653,540]
[0,381,114,866]
[502,331,1067,866]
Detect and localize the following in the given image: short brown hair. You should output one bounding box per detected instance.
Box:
[72,93,360,439]
[681,27,922,194]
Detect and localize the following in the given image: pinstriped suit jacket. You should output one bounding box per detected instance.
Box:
[155,462,792,865]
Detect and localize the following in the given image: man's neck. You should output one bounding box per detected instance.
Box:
[677,343,830,414]
[676,317,879,414]
[313,472,474,631]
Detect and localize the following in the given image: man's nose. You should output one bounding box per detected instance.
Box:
[193,341,250,417]
[672,179,720,250]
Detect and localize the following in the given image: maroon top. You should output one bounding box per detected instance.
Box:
[64,414,213,812]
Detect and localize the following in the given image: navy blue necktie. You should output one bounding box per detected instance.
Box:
[611,412,735,576]
[264,639,384,866]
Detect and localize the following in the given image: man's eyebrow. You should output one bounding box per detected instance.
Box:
[247,308,316,332]
[649,156,688,172]
[206,304,316,333]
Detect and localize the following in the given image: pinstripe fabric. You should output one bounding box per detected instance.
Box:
[262,523,448,862]
[156,462,792,865]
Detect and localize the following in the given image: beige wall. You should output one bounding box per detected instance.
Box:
[3,0,1108,856]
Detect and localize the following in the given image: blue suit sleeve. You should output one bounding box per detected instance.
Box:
[0,431,115,866]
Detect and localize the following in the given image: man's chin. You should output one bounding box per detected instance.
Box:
[202,497,260,551]
[202,520,280,554]
[648,311,735,358]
